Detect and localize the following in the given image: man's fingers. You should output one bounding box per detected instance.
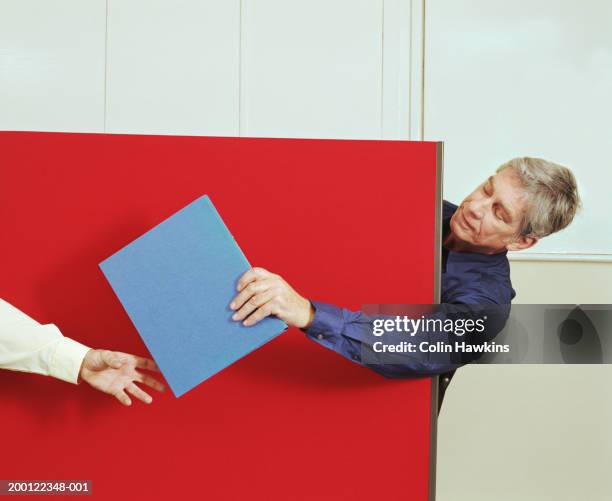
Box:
[236,269,257,292]
[136,373,166,393]
[126,383,153,404]
[243,302,274,327]
[114,390,132,406]
[133,356,160,372]
[232,289,276,322]
[236,267,270,292]
[230,278,274,312]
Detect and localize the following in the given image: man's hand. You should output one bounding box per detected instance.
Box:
[230,267,314,329]
[79,349,166,406]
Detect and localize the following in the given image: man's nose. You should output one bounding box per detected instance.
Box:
[466,200,487,220]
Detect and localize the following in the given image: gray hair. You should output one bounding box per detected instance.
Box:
[496,157,581,239]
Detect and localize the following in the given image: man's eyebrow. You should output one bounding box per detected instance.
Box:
[488,176,514,222]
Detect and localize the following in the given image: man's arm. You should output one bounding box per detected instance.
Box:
[303,299,508,377]
[0,298,166,405]
[0,298,90,383]
[229,268,510,377]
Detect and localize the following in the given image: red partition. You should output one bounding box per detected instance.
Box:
[0,132,441,500]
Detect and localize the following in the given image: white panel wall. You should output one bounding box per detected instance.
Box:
[106,0,240,135]
[0,0,106,132]
[382,0,421,139]
[424,0,612,259]
[0,0,417,140]
[240,0,383,139]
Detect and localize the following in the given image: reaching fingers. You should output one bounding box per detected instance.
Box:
[135,372,166,393]
[232,288,276,322]
[126,382,153,404]
[132,355,160,372]
[236,267,271,292]
[114,389,132,406]
[230,278,274,312]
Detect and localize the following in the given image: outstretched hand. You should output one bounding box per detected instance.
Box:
[79,349,166,406]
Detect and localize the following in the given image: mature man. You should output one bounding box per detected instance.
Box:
[229,157,580,376]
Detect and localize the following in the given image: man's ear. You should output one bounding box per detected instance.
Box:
[506,234,539,252]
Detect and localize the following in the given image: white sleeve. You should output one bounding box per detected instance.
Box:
[0,298,91,384]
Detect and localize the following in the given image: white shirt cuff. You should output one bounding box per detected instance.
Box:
[48,335,91,384]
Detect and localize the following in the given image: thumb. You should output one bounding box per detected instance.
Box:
[101,350,123,369]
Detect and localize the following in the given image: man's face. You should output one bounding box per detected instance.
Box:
[449,167,537,254]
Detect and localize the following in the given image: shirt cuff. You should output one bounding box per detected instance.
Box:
[304,301,345,338]
[48,334,91,385]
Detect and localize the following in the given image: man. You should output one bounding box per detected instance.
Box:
[227,157,581,376]
[0,298,165,405]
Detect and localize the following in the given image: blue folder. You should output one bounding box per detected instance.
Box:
[99,195,287,397]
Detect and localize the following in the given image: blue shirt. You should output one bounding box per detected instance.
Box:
[303,200,516,377]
